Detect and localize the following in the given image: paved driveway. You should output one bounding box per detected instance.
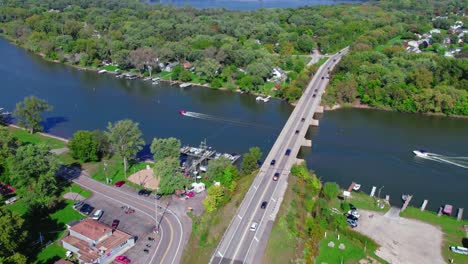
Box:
[355,209,444,264]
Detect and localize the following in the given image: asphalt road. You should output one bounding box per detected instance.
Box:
[211,47,349,264]
[63,169,185,264]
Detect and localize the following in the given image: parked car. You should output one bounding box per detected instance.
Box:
[80,204,94,215]
[250,222,258,232]
[273,172,280,181]
[138,189,151,196]
[348,210,360,218]
[270,159,276,166]
[115,181,125,187]
[91,209,103,220]
[347,218,357,228]
[4,196,17,205]
[115,255,131,264]
[112,219,120,229]
[155,193,162,200]
[261,201,268,209]
[285,149,291,156]
[345,213,358,221]
[349,203,357,211]
[72,201,84,209]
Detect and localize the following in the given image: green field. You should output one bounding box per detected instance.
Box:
[91,156,149,189]
[9,127,67,149]
[348,191,390,213]
[401,207,468,263]
[316,231,366,263]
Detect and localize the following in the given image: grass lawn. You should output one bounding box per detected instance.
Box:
[91,156,149,190]
[9,127,67,149]
[375,36,402,52]
[401,207,468,263]
[103,65,119,72]
[181,170,257,264]
[62,183,92,199]
[154,71,173,80]
[316,231,366,263]
[348,191,390,213]
[35,244,67,264]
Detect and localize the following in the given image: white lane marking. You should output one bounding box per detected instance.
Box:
[271,198,276,202]
[238,215,242,220]
[218,251,224,257]
[253,185,257,190]
[254,237,259,242]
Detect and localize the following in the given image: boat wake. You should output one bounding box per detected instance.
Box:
[181,111,275,130]
[414,151,468,169]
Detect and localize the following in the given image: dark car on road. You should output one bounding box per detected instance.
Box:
[261,201,268,209]
[112,219,120,229]
[155,193,162,200]
[115,180,125,187]
[273,172,280,181]
[321,76,324,80]
[285,149,291,156]
[301,117,305,122]
[313,94,316,98]
[80,204,94,215]
[295,130,299,135]
[138,189,152,196]
[270,159,276,166]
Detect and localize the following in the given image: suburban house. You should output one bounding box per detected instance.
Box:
[61,218,135,264]
[183,61,193,70]
[271,67,287,82]
[164,62,179,72]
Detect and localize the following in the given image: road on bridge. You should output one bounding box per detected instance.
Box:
[211,47,349,264]
[62,169,187,264]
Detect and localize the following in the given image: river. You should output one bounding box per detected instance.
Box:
[148,0,365,10]
[1,38,467,215]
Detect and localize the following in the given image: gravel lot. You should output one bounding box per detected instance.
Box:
[355,208,445,264]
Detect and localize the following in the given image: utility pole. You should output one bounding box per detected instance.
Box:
[104,160,109,184]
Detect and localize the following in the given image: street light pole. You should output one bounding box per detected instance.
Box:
[104,160,109,184]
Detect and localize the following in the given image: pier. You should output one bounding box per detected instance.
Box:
[401,195,413,212]
[457,208,464,221]
[180,140,241,174]
[421,200,428,211]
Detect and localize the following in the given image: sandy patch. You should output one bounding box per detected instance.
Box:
[63,192,85,201]
[355,208,444,264]
[127,167,159,190]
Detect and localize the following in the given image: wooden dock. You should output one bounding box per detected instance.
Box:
[370,186,376,197]
[421,200,428,211]
[347,182,356,192]
[457,208,464,221]
[401,195,413,212]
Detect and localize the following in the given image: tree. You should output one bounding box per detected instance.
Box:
[150,137,181,161]
[179,70,192,82]
[241,147,262,175]
[92,129,111,158]
[0,208,27,258]
[13,96,52,134]
[106,119,145,176]
[153,157,188,195]
[69,130,100,162]
[195,58,220,82]
[130,47,158,76]
[0,128,20,172]
[202,185,225,213]
[206,157,231,181]
[322,182,340,200]
[8,144,58,191]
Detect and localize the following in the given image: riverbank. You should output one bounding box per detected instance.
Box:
[323,101,468,119]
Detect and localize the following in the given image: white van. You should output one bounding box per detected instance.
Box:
[91,209,103,220]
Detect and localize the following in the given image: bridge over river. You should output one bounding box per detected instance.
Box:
[211,47,349,264]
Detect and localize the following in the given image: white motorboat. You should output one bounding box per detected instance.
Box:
[180,83,192,88]
[255,96,271,102]
[98,69,107,74]
[353,183,361,191]
[450,246,468,255]
[413,150,428,157]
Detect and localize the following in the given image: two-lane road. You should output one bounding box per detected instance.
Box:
[212,47,349,264]
[65,171,186,264]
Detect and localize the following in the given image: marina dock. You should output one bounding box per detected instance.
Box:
[457,208,464,221]
[180,140,241,174]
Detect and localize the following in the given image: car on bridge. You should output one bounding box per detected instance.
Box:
[295,130,299,135]
[301,117,305,122]
[270,159,276,166]
[250,222,258,232]
[261,201,268,209]
[273,172,280,181]
[285,149,291,156]
[321,76,324,80]
[313,94,316,98]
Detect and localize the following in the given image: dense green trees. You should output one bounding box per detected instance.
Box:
[13,96,52,134]
[150,137,181,161]
[240,146,262,175]
[69,130,100,162]
[153,157,188,195]
[0,208,28,263]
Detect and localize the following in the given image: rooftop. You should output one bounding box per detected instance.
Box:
[69,218,111,241]
[96,230,132,251]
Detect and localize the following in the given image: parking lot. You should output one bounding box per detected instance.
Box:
[355,208,445,264]
[77,193,162,264]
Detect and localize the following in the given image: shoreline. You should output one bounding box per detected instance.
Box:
[1,35,466,119]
